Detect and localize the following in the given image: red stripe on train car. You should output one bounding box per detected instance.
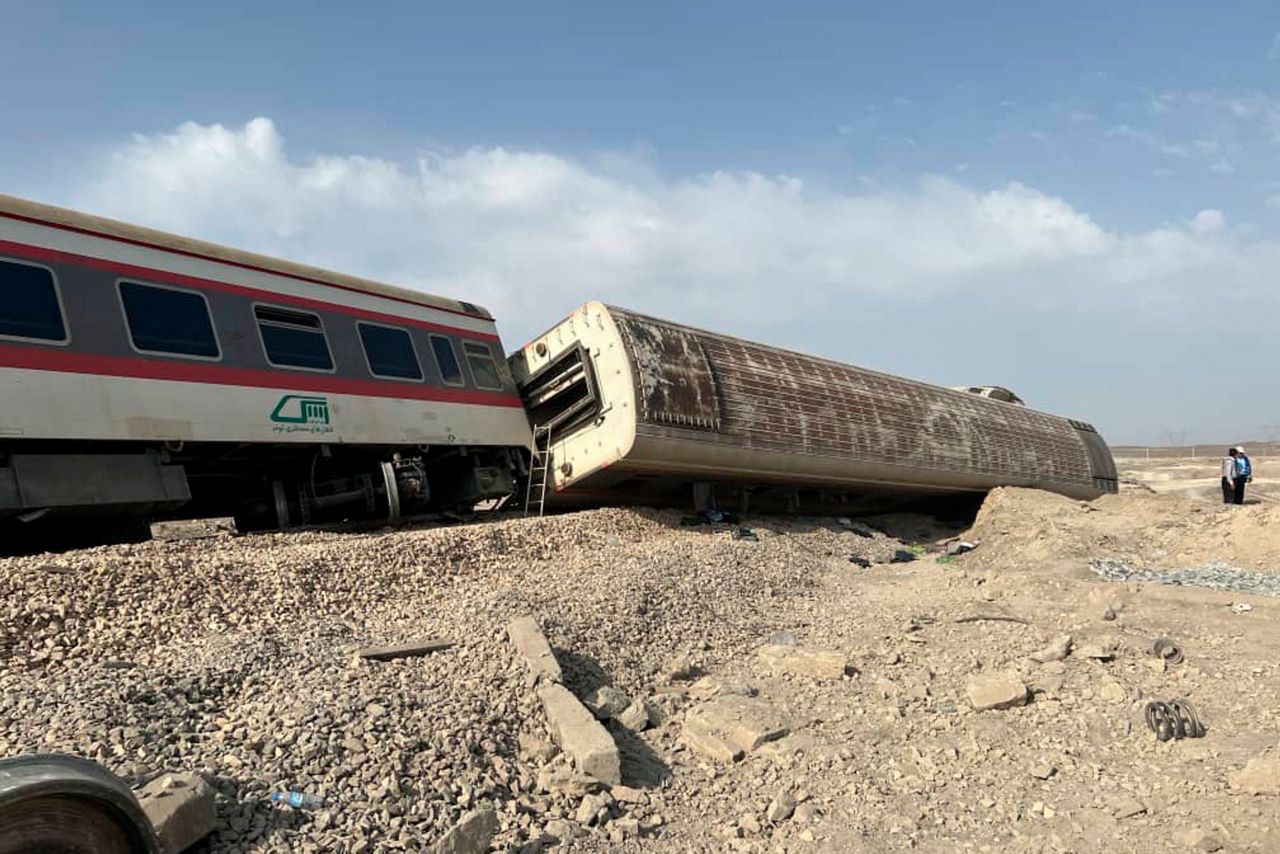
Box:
[0,344,525,408]
[0,210,490,322]
[0,238,501,344]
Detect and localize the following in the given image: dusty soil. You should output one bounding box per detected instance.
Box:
[2,457,1278,852]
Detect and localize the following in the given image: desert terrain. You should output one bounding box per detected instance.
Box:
[2,453,1278,853]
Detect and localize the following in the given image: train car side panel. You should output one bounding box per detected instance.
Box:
[510,303,1117,508]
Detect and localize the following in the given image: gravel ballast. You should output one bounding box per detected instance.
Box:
[0,508,888,851]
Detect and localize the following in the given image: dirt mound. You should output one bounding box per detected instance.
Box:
[968,486,1280,572]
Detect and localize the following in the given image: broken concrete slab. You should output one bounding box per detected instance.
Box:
[756,644,849,680]
[585,685,630,719]
[1229,755,1280,795]
[683,694,790,760]
[1077,638,1120,661]
[615,698,652,732]
[680,725,744,763]
[966,671,1029,711]
[138,772,216,854]
[537,763,607,797]
[431,807,498,854]
[357,638,453,661]
[689,675,757,701]
[537,682,622,785]
[1028,634,1072,664]
[506,616,563,683]
[754,731,824,763]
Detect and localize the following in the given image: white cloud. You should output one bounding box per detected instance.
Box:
[1104,124,1193,157]
[1190,209,1225,233]
[73,118,1280,344]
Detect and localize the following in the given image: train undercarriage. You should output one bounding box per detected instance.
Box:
[0,440,521,552]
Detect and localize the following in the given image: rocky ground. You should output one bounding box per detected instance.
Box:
[2,455,1278,852]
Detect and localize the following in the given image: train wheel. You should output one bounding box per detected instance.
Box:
[0,755,161,854]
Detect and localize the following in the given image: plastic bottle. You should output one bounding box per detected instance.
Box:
[270,791,325,809]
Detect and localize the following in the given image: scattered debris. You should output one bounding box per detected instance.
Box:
[682,694,790,761]
[506,616,564,683]
[1228,755,1280,795]
[756,643,849,679]
[1144,699,1206,741]
[431,807,498,854]
[1149,637,1185,666]
[731,526,759,541]
[954,612,1032,626]
[1180,829,1226,853]
[269,790,325,809]
[661,653,698,682]
[537,682,622,784]
[681,508,742,527]
[966,671,1029,711]
[1077,639,1120,661]
[585,685,630,719]
[615,697,653,732]
[767,792,797,822]
[357,638,454,661]
[1108,794,1148,820]
[32,564,77,575]
[137,772,217,854]
[836,518,876,537]
[1029,634,1073,663]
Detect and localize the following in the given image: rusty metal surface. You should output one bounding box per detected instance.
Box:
[613,313,721,431]
[609,306,1111,492]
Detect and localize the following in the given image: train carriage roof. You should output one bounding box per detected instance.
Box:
[0,193,492,321]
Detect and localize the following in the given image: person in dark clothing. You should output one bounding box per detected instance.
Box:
[1221,448,1237,504]
[1233,445,1252,505]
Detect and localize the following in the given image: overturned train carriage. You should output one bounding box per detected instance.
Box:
[510,302,1117,514]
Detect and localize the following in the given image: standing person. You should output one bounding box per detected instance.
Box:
[1221,448,1237,504]
[1233,446,1252,505]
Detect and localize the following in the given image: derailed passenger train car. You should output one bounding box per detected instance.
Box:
[510,302,1117,513]
[0,193,531,544]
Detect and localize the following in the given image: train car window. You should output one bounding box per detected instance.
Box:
[0,258,67,343]
[254,305,334,371]
[429,334,464,386]
[357,322,423,381]
[463,341,503,390]
[119,281,220,359]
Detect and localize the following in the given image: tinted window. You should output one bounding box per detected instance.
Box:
[463,341,503,390]
[358,323,422,380]
[430,335,463,385]
[0,259,66,342]
[119,281,219,358]
[255,305,333,371]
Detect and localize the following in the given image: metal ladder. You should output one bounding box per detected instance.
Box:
[524,424,552,517]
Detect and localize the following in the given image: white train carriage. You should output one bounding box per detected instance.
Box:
[0,194,531,542]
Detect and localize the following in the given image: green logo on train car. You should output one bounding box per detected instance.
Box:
[270,395,334,433]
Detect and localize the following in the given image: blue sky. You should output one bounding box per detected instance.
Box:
[4,1,1280,443]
